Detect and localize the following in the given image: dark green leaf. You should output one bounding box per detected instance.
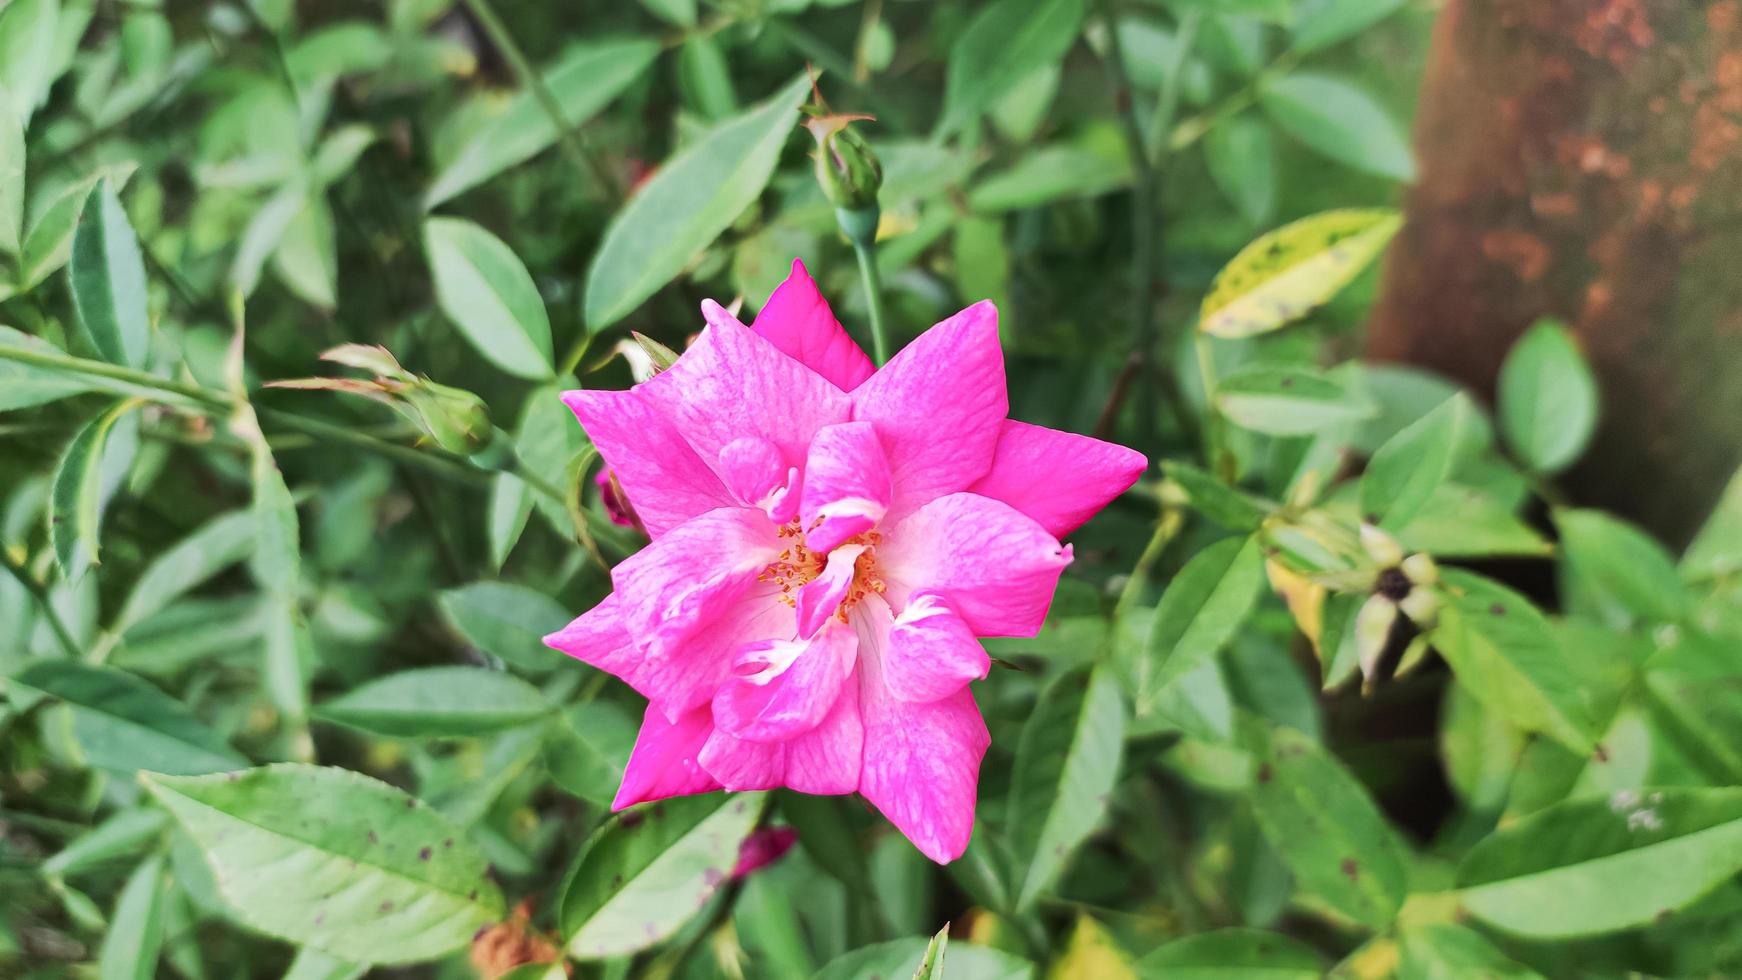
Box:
[1217,365,1376,436]
[1553,508,1688,625]
[438,581,569,673]
[544,701,636,806]
[8,660,246,775]
[940,0,1086,136]
[1204,115,1277,227]
[424,217,554,380]
[1496,319,1597,474]
[1132,535,1266,712]
[313,667,550,738]
[967,142,1133,214]
[68,180,150,368]
[1259,73,1414,181]
[50,399,140,577]
[1136,927,1323,979]
[1162,460,1270,531]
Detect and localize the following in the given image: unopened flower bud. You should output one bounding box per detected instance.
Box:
[805,112,882,214]
[1359,523,1405,567]
[1355,594,1399,687]
[731,826,798,880]
[400,380,495,458]
[1401,552,1438,587]
[1398,586,1440,626]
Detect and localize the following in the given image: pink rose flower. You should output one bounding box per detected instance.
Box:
[545,259,1145,863]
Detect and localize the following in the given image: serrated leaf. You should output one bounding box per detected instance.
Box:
[0,0,61,125]
[1496,319,1597,474]
[583,75,807,331]
[313,667,550,738]
[425,38,660,208]
[1260,73,1414,180]
[68,181,150,368]
[141,764,505,964]
[1430,570,1599,755]
[1216,364,1376,436]
[438,581,568,674]
[1457,787,1742,938]
[1136,927,1323,978]
[561,792,766,958]
[1132,535,1266,713]
[7,660,246,775]
[1241,719,1409,929]
[939,0,1086,136]
[50,399,140,577]
[1200,209,1401,339]
[1010,667,1126,911]
[424,217,553,380]
[1361,394,1472,530]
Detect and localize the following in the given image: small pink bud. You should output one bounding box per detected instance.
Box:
[731,827,798,879]
[594,470,640,529]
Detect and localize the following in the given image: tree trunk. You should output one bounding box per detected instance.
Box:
[1367,0,1742,546]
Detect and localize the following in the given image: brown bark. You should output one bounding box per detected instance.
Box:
[1367,0,1742,546]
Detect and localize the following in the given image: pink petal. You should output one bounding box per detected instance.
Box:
[611,507,781,661]
[699,681,863,795]
[794,544,867,639]
[850,302,1007,520]
[562,389,735,538]
[884,591,990,703]
[858,678,989,864]
[878,492,1072,638]
[751,258,875,392]
[800,421,891,554]
[717,436,800,522]
[712,621,858,741]
[640,302,851,489]
[613,704,721,810]
[635,596,792,721]
[970,420,1148,538]
[544,593,642,685]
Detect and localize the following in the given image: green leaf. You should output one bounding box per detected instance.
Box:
[1682,463,1742,580]
[1457,787,1742,938]
[313,667,550,738]
[1199,208,1401,339]
[1554,508,1688,625]
[141,764,506,964]
[438,581,569,674]
[424,217,553,380]
[19,170,107,289]
[68,180,150,368]
[676,34,738,121]
[425,38,660,207]
[1241,719,1410,929]
[914,923,950,979]
[545,701,636,806]
[1132,535,1266,712]
[42,807,169,880]
[282,947,367,980]
[0,0,61,125]
[1136,927,1324,979]
[1203,115,1276,227]
[1010,667,1127,911]
[1360,394,1473,530]
[1291,0,1411,54]
[98,853,165,980]
[0,325,100,411]
[584,75,807,331]
[271,195,337,310]
[250,448,300,598]
[1640,630,1742,783]
[0,96,21,258]
[7,660,247,775]
[1217,364,1376,436]
[561,792,766,958]
[50,399,140,578]
[815,939,1036,980]
[1161,461,1270,531]
[231,183,304,298]
[1430,570,1599,755]
[1164,0,1292,23]
[1396,924,1545,980]
[966,143,1135,213]
[636,0,696,27]
[112,508,255,637]
[1393,483,1551,559]
[939,0,1086,136]
[1260,73,1414,181]
[1496,319,1598,474]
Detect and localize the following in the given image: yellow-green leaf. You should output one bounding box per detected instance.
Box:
[1199,209,1400,339]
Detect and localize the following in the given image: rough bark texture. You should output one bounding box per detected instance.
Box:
[1367,0,1742,546]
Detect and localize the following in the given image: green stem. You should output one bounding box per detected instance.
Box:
[1194,333,1231,480]
[0,548,79,658]
[460,0,620,197]
[1113,507,1183,623]
[852,238,891,365]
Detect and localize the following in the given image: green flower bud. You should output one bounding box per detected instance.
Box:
[805,112,883,215]
[399,380,495,457]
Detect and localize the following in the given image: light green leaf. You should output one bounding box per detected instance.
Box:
[989,63,1061,143]
[19,170,107,289]
[7,660,247,775]
[1204,115,1276,227]
[438,581,568,674]
[1457,787,1742,938]
[1010,667,1127,911]
[425,38,660,208]
[1216,365,1376,436]
[1133,535,1266,711]
[1161,461,1270,531]
[112,508,255,637]
[231,183,304,298]
[1682,463,1742,580]
[0,95,20,258]
[42,808,169,880]
[815,938,1035,980]
[98,853,165,980]
[676,34,738,121]
[545,701,636,806]
[940,0,1086,136]
[50,399,140,577]
[1260,73,1414,181]
[1496,319,1597,474]
[636,0,696,27]
[1394,483,1551,559]
[914,923,950,979]
[1361,394,1472,530]
[1553,508,1688,625]
[967,143,1134,214]
[1165,0,1292,23]
[1199,208,1401,339]
[0,325,100,411]
[282,947,367,980]
[561,792,767,958]
[583,75,808,331]
[1640,630,1742,784]
[142,765,506,964]
[271,195,337,309]
[68,181,151,368]
[1291,0,1411,54]
[250,448,300,598]
[1242,719,1410,929]
[424,217,553,379]
[0,0,61,125]
[1136,927,1323,979]
[313,667,550,738]
[1396,924,1545,980]
[1430,569,1599,755]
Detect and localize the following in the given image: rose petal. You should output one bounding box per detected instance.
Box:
[800,421,891,554]
[884,591,990,702]
[712,621,858,741]
[970,420,1148,538]
[751,258,875,392]
[614,704,721,810]
[561,389,733,538]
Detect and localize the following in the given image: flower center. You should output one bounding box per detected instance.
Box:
[759,520,887,616]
